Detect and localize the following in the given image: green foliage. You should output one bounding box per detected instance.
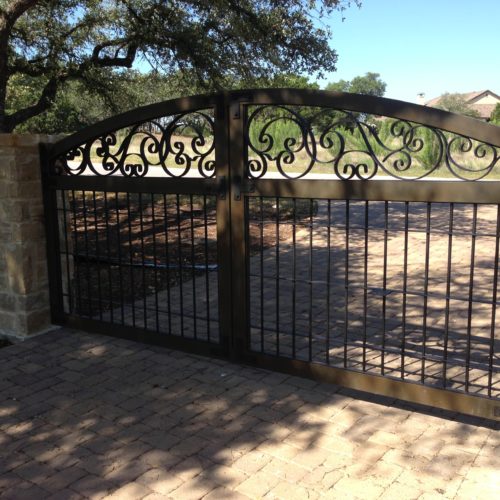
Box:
[247,73,320,91]
[435,93,480,118]
[417,127,442,169]
[249,115,304,157]
[323,73,386,131]
[10,70,321,133]
[490,103,500,125]
[325,72,386,97]
[1,0,361,132]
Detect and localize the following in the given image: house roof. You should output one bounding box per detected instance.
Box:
[425,90,500,119]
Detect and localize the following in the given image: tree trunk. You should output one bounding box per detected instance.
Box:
[0,0,42,132]
[0,18,10,132]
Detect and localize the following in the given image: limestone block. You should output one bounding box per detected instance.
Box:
[0,133,61,339]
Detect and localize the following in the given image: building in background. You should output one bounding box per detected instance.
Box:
[425,90,500,120]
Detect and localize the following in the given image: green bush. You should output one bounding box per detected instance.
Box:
[490,103,500,126]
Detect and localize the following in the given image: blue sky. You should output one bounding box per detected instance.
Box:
[317,0,500,103]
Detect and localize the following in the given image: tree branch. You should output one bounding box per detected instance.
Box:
[5,75,62,130]
[1,0,40,27]
[91,41,138,68]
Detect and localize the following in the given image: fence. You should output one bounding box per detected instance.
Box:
[41,89,500,419]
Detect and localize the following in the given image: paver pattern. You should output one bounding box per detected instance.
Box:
[0,328,498,499]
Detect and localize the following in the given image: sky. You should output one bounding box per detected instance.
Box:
[317,0,500,103]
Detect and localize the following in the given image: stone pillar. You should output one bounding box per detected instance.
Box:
[0,134,60,340]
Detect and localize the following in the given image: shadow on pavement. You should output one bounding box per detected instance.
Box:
[0,328,498,499]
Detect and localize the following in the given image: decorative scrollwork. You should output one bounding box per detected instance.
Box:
[51,99,500,181]
[246,106,315,179]
[245,105,500,180]
[54,111,216,177]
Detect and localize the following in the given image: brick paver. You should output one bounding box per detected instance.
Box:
[0,328,498,499]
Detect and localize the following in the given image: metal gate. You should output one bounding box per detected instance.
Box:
[41,89,500,420]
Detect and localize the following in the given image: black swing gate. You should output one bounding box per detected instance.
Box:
[41,89,500,420]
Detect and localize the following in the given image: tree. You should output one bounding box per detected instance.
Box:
[434,93,480,118]
[0,0,361,132]
[490,103,500,125]
[325,72,386,97]
[8,70,320,133]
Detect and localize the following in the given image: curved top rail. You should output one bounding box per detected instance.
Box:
[232,88,500,148]
[50,88,500,158]
[47,88,500,181]
[49,92,221,159]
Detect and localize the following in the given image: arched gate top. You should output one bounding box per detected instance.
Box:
[47,89,500,181]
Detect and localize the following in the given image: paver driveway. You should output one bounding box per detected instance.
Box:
[0,328,498,499]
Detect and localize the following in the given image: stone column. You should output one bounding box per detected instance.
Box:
[0,134,60,340]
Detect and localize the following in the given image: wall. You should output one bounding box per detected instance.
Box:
[0,134,60,340]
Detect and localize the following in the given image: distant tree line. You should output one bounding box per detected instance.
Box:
[9,71,387,134]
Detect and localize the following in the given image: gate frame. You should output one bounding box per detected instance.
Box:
[41,89,500,420]
[40,93,232,359]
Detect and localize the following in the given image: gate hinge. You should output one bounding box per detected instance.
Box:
[234,177,255,201]
[218,175,227,200]
[229,95,252,120]
[231,102,241,120]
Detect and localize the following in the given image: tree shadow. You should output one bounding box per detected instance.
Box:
[0,329,498,499]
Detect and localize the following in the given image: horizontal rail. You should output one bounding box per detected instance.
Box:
[244,352,500,421]
[248,179,500,203]
[62,316,227,358]
[73,253,218,272]
[47,175,219,195]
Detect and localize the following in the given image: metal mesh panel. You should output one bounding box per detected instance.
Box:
[247,197,500,398]
[56,190,220,343]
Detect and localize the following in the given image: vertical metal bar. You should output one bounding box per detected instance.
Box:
[81,191,93,317]
[292,197,297,359]
[421,202,431,384]
[176,194,185,337]
[276,196,280,355]
[151,193,160,333]
[39,144,65,323]
[138,193,148,329]
[190,194,198,339]
[381,201,388,375]
[203,195,211,341]
[326,199,332,365]
[228,98,250,358]
[488,204,500,397]
[115,193,125,325]
[103,192,114,323]
[260,197,265,353]
[71,190,82,315]
[401,201,409,379]
[309,198,314,362]
[163,194,173,335]
[214,94,233,351]
[244,196,252,349]
[61,190,73,314]
[344,200,350,368]
[465,203,477,392]
[126,192,136,327]
[92,191,103,321]
[363,200,369,371]
[442,202,454,387]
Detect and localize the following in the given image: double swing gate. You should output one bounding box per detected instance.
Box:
[41,89,500,420]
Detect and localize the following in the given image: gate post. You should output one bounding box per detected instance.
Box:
[0,134,59,339]
[213,94,234,353]
[227,97,250,359]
